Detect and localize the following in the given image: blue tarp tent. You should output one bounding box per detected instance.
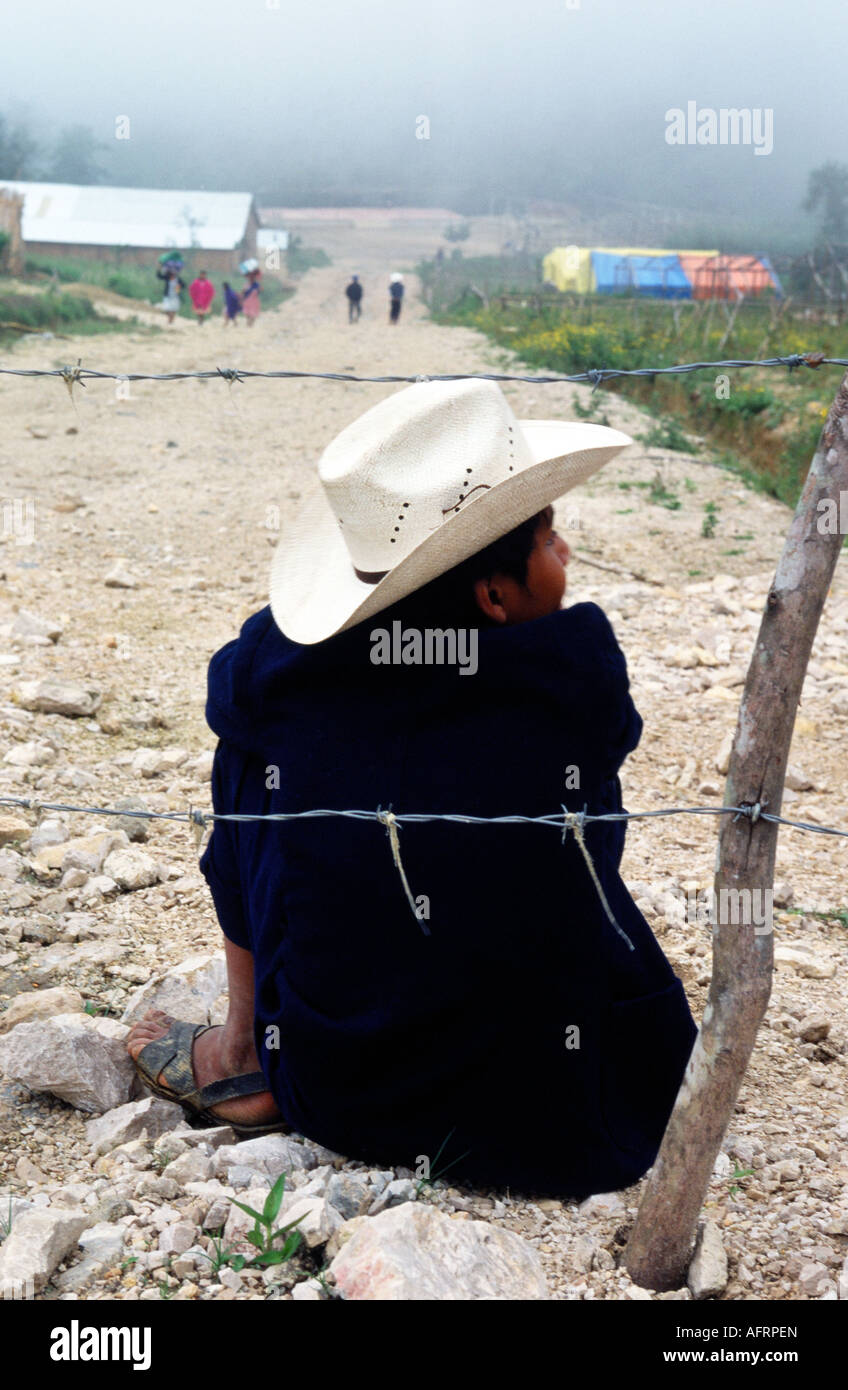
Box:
[591,252,692,299]
[758,256,784,299]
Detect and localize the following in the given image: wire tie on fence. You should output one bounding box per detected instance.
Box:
[562,806,634,951]
[587,369,605,393]
[188,804,207,848]
[377,806,430,936]
[733,797,766,825]
[413,374,432,383]
[216,367,244,387]
[60,360,85,407]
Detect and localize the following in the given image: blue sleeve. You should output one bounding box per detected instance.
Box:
[198,742,251,950]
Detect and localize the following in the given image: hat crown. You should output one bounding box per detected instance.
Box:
[318,380,534,572]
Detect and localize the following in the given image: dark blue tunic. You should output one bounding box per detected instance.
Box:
[200,598,696,1197]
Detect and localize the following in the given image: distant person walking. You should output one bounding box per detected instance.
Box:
[345,274,363,322]
[389,272,404,324]
[156,256,185,326]
[189,271,216,325]
[241,259,262,328]
[222,282,243,326]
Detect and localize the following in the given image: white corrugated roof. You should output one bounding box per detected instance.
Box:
[1,182,255,250]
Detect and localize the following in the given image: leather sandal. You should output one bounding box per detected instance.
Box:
[132,1019,289,1138]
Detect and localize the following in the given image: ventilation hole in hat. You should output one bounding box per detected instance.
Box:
[466,468,473,473]
[393,527,400,532]
[390,538,396,543]
[403,502,410,507]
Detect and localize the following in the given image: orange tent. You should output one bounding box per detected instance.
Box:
[679,254,778,300]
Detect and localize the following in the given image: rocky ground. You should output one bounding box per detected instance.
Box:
[0,234,846,1301]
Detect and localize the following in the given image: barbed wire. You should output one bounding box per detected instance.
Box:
[1,792,845,838]
[0,353,846,390]
[3,792,842,939]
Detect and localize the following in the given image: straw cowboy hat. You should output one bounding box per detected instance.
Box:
[270,378,631,644]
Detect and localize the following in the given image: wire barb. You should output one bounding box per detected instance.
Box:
[188,804,208,848]
[60,359,86,409]
[377,806,430,936]
[562,807,634,950]
[216,366,244,386]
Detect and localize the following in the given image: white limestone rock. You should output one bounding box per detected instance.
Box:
[102,846,161,891]
[281,1195,343,1250]
[687,1218,728,1300]
[330,1202,549,1300]
[85,1096,185,1155]
[0,1012,135,1113]
[16,678,101,718]
[212,1134,316,1184]
[0,985,84,1036]
[121,952,228,1026]
[774,947,836,980]
[0,1208,91,1296]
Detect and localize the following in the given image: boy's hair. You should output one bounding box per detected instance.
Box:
[391,506,553,629]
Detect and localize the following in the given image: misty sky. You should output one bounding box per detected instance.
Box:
[5,0,848,232]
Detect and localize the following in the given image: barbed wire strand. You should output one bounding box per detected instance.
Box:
[1,793,846,837]
[0,353,846,388]
[1,793,844,933]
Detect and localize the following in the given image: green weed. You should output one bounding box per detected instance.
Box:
[701,501,719,539]
[196,1229,242,1275]
[414,1128,472,1197]
[228,1173,306,1268]
[728,1164,755,1199]
[786,906,848,930]
[640,418,693,453]
[0,1197,13,1242]
[647,471,682,510]
[83,1000,110,1017]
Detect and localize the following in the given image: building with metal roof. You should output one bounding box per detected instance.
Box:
[0,182,258,269]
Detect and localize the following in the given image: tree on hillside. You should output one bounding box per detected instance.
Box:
[803,161,848,244]
[47,125,107,185]
[443,222,471,242]
[0,113,39,179]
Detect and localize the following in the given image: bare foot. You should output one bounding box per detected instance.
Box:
[126,1009,283,1129]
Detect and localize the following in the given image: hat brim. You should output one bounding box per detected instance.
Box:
[270,419,632,644]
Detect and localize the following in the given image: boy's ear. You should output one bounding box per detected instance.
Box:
[473,576,509,624]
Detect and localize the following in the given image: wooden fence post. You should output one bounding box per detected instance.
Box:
[624,368,848,1290]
